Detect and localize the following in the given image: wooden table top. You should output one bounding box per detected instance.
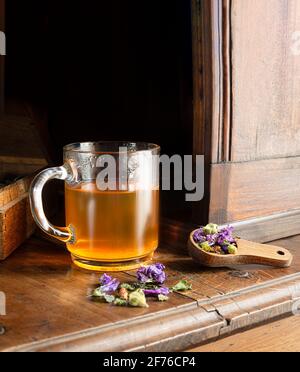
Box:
[188,315,300,352]
[0,225,300,352]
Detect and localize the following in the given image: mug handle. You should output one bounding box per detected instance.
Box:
[29,165,75,243]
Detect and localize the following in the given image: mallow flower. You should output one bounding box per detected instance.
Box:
[136,263,166,284]
[143,287,170,297]
[99,273,120,293]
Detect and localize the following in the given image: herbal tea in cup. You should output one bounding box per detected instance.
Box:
[30,142,160,271]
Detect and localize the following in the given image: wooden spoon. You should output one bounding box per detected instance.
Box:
[188,230,293,268]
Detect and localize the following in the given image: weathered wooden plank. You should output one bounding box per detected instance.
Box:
[0,192,35,259]
[0,176,32,207]
[230,0,300,162]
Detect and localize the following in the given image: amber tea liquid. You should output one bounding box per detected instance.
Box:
[65,183,159,271]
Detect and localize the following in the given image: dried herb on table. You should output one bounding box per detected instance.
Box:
[143,287,170,297]
[118,287,129,301]
[99,273,120,293]
[120,283,136,291]
[90,263,192,308]
[158,294,169,302]
[171,280,192,292]
[128,289,149,308]
[136,263,166,284]
[91,287,116,303]
[114,298,127,306]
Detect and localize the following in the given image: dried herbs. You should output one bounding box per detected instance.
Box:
[90,263,192,308]
[193,223,238,255]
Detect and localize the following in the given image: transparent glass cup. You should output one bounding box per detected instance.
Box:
[30,142,160,271]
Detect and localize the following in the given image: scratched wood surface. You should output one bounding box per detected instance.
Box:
[0,229,300,351]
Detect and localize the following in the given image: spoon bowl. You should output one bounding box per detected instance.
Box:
[188,229,293,268]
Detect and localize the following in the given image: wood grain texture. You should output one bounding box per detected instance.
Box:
[188,315,300,352]
[0,0,4,115]
[191,0,204,156]
[188,235,293,268]
[191,0,219,224]
[230,0,300,162]
[0,176,32,208]
[202,0,222,164]
[1,231,300,351]
[0,173,36,260]
[0,116,47,160]
[0,161,45,179]
[209,157,300,223]
[223,210,300,243]
[0,192,35,260]
[220,0,232,162]
[192,0,232,164]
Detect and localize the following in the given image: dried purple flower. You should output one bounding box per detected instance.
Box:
[193,224,237,256]
[136,263,166,284]
[192,228,206,243]
[99,274,120,293]
[100,273,113,286]
[206,234,218,245]
[143,287,170,297]
[221,245,229,254]
[217,225,236,245]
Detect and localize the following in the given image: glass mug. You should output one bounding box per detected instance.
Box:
[30,142,160,271]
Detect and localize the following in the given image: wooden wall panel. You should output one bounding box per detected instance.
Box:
[230,0,300,162]
[209,157,300,223]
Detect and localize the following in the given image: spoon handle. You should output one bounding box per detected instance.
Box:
[236,239,293,268]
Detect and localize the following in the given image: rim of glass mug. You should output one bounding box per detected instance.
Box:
[63,141,160,155]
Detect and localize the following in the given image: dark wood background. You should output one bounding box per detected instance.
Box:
[2,0,194,219]
[2,0,300,237]
[4,0,193,159]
